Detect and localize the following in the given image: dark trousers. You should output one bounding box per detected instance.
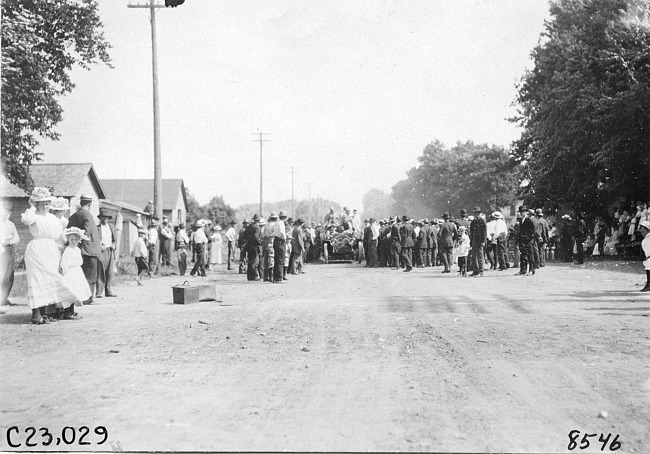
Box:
[440,246,453,271]
[531,239,540,268]
[400,246,413,270]
[1,245,15,304]
[292,248,304,273]
[239,247,247,273]
[424,247,431,266]
[458,256,467,275]
[519,240,535,273]
[471,244,485,273]
[486,243,497,269]
[148,243,159,275]
[390,243,401,268]
[273,238,286,282]
[363,241,369,265]
[135,256,148,278]
[190,244,206,277]
[177,247,187,276]
[368,239,378,267]
[538,242,547,266]
[227,241,235,269]
[97,248,115,296]
[378,240,387,267]
[246,246,260,280]
[81,255,100,295]
[496,237,508,269]
[431,245,438,266]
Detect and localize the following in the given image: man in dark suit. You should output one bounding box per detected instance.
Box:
[363,219,371,267]
[429,219,439,266]
[67,194,102,303]
[291,219,305,274]
[399,215,415,272]
[96,209,118,298]
[378,219,390,267]
[245,214,262,281]
[389,216,401,269]
[438,212,458,273]
[573,212,587,265]
[529,209,541,269]
[535,208,549,267]
[469,206,488,277]
[517,206,537,275]
[421,219,431,267]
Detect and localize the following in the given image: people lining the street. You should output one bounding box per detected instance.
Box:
[21,187,78,324]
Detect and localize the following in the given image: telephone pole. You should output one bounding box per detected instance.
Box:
[308,184,312,225]
[289,166,299,219]
[251,132,271,215]
[128,0,165,220]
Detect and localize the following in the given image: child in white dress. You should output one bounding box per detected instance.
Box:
[60,227,91,319]
[455,226,471,277]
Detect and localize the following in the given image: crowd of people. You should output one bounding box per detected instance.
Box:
[3,193,650,323]
[0,188,118,324]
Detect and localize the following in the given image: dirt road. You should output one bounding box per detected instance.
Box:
[1,262,649,452]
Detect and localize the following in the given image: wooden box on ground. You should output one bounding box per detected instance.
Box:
[198,284,217,302]
[172,284,199,304]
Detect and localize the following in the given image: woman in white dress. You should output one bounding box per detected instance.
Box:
[21,188,78,324]
[210,225,223,265]
[49,196,69,252]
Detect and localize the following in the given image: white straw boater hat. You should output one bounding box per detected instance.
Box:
[64,226,89,241]
[49,197,70,211]
[29,187,53,203]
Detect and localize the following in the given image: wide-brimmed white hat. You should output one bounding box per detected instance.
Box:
[639,220,650,231]
[49,197,70,211]
[29,187,53,203]
[492,211,503,219]
[64,226,89,241]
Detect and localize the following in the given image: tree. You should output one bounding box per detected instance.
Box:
[361,189,395,219]
[391,140,519,218]
[185,190,236,229]
[1,0,112,191]
[512,0,650,214]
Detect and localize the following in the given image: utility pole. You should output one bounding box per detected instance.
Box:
[251,131,270,215]
[289,166,299,219]
[308,184,311,225]
[128,0,165,220]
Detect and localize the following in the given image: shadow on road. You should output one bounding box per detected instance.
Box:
[552,290,646,298]
[0,313,31,325]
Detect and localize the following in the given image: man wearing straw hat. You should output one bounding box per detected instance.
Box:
[67,194,102,303]
[97,208,118,298]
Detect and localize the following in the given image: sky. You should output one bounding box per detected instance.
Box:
[41,0,550,212]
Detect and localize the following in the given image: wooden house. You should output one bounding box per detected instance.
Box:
[101,179,187,226]
[0,163,106,257]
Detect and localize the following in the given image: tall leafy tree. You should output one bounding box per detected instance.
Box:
[392,140,519,218]
[1,0,112,190]
[361,188,395,219]
[512,0,650,213]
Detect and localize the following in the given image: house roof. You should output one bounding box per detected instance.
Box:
[101,179,187,211]
[0,163,106,198]
[100,199,150,215]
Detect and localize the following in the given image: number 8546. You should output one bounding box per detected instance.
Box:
[568,430,621,451]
